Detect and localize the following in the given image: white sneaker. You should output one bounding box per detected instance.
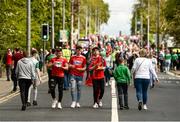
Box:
[76,102,81,108]
[71,101,76,108]
[51,100,57,108]
[93,103,99,108]
[143,104,148,110]
[57,102,62,109]
[105,83,108,86]
[99,100,103,107]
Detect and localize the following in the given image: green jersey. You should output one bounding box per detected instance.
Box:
[165,54,171,60]
[46,54,56,70]
[172,54,178,61]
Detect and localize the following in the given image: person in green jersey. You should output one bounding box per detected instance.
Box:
[164,49,171,73]
[171,51,178,70]
[113,57,131,110]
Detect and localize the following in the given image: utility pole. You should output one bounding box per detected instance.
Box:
[140,0,144,47]
[135,11,137,35]
[27,0,31,57]
[157,0,160,64]
[71,0,74,49]
[147,0,150,51]
[89,8,91,35]
[85,6,88,38]
[140,15,143,46]
[51,0,55,49]
[77,0,80,39]
[62,0,65,30]
[94,8,97,34]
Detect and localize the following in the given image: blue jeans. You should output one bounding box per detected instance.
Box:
[134,78,150,104]
[69,75,83,102]
[64,70,69,89]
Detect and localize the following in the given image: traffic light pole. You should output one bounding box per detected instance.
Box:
[27,0,31,57]
[43,41,46,73]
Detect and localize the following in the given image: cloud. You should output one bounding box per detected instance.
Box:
[101,0,135,36]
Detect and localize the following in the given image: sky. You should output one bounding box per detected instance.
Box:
[101,0,136,37]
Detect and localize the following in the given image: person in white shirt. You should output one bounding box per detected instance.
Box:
[104,53,113,86]
[132,49,159,111]
[149,53,158,88]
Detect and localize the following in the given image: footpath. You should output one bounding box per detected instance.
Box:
[0,71,48,103]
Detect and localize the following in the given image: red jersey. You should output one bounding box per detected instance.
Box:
[6,52,13,65]
[50,57,68,77]
[89,55,106,79]
[13,52,23,68]
[69,55,86,77]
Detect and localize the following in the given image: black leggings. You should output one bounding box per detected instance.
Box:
[50,76,64,102]
[18,79,32,106]
[92,78,105,103]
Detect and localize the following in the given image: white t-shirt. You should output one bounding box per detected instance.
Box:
[151,58,157,70]
[132,57,158,79]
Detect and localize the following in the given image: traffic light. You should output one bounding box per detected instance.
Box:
[42,24,49,41]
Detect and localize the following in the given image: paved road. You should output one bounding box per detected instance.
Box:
[0,72,179,121]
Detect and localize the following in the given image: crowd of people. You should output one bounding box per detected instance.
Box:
[3,35,180,111]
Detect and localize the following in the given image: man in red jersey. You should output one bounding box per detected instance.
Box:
[69,45,86,108]
[89,47,106,108]
[5,49,13,81]
[12,48,24,92]
[48,49,68,109]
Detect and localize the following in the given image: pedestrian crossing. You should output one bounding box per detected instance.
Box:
[158,74,180,85]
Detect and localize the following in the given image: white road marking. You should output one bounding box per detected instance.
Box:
[111,79,119,122]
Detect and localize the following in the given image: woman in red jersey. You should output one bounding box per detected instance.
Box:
[89,47,106,108]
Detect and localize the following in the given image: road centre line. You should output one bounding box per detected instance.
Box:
[111,79,119,122]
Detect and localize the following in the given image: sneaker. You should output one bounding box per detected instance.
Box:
[138,101,142,111]
[105,83,108,86]
[71,101,76,108]
[33,100,38,106]
[51,100,57,108]
[57,102,62,109]
[93,103,99,108]
[26,102,31,107]
[48,89,51,94]
[76,103,81,108]
[124,106,129,110]
[120,106,123,110]
[21,105,26,111]
[143,104,148,110]
[99,100,103,107]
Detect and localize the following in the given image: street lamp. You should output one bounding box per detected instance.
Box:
[156,0,160,64]
[71,0,74,49]
[27,0,31,57]
[147,0,150,51]
[51,0,55,49]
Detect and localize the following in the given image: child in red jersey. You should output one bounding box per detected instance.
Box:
[69,45,86,108]
[89,47,106,108]
[48,49,68,109]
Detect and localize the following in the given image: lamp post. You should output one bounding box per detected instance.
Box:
[51,0,55,49]
[147,0,150,51]
[71,0,74,49]
[27,0,31,57]
[62,0,65,30]
[156,0,160,64]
